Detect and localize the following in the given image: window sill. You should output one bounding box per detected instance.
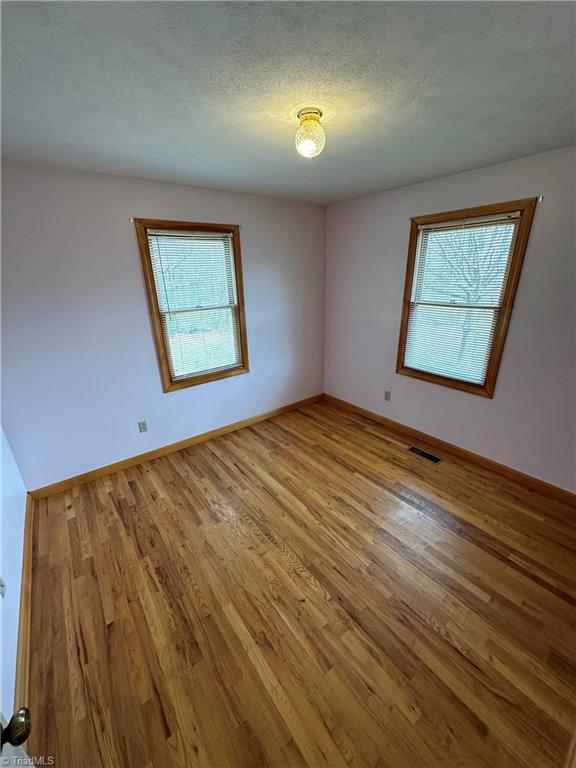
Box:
[396,365,494,398]
[163,364,250,393]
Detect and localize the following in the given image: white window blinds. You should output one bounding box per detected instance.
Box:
[147,230,243,381]
[403,213,520,386]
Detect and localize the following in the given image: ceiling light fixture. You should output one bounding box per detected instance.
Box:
[295,107,326,159]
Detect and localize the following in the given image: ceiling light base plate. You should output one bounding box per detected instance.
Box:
[297,107,323,121]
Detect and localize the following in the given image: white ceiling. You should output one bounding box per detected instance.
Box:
[2,2,575,204]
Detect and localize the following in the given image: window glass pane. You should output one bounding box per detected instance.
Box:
[149,233,237,313]
[162,307,241,380]
[404,305,498,385]
[412,222,517,307]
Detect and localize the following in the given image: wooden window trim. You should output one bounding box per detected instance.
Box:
[396,198,538,398]
[134,218,249,392]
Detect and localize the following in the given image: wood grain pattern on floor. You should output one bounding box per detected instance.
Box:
[28,401,576,767]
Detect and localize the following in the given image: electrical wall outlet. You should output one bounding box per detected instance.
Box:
[0,577,6,599]
[138,420,148,433]
[384,390,391,402]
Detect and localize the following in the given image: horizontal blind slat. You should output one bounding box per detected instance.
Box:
[148,233,237,313]
[405,305,498,385]
[161,307,242,380]
[412,220,518,307]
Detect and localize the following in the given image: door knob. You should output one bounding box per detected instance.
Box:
[1,708,31,750]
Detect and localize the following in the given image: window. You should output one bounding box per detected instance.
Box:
[135,219,249,392]
[396,198,537,397]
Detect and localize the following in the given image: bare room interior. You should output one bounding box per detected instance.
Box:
[1,2,575,766]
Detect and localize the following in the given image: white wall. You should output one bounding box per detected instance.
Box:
[2,165,326,489]
[1,429,27,718]
[325,147,576,491]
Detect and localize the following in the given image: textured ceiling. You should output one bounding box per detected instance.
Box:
[2,2,575,203]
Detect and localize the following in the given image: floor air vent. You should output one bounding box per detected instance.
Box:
[408,446,443,463]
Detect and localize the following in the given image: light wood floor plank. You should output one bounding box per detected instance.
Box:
[28,402,576,767]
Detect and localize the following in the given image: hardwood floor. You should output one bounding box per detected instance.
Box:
[28,401,576,767]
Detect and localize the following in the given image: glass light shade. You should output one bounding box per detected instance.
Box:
[295,109,326,159]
